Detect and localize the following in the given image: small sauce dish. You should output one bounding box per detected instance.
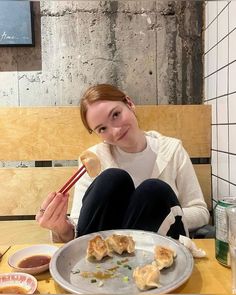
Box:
[0,272,37,294]
[8,244,58,275]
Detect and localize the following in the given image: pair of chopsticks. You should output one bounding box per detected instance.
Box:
[58,165,86,194]
[0,246,11,261]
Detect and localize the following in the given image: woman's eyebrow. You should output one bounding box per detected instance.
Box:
[94,107,117,131]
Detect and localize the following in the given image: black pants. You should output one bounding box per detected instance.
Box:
[76,168,188,239]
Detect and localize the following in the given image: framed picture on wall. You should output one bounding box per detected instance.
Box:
[0,1,34,46]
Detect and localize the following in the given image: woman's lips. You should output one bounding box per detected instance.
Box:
[117,129,128,141]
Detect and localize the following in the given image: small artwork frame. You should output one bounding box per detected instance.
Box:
[0,1,34,46]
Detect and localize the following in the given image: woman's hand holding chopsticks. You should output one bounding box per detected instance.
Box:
[36,192,75,243]
[36,150,101,242]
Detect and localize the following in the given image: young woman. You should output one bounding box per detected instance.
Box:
[36,84,209,242]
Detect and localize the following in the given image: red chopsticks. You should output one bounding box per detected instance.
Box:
[58,165,86,194]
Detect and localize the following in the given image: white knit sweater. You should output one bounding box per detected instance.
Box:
[70,131,209,231]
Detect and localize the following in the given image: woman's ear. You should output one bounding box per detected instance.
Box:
[124,96,135,110]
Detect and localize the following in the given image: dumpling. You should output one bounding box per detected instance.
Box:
[80,150,101,178]
[133,264,161,290]
[105,234,135,255]
[154,245,176,270]
[86,235,111,261]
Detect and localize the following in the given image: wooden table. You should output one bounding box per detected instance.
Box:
[0,239,231,294]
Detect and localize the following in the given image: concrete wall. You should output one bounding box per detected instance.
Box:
[0,0,203,106]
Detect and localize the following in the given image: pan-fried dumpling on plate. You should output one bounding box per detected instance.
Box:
[105,234,135,255]
[86,235,111,261]
[133,264,161,290]
[154,245,176,270]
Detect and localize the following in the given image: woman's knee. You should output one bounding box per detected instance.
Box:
[82,168,134,205]
[134,178,179,206]
[138,178,174,196]
[97,168,133,187]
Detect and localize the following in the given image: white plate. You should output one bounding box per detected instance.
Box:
[50,229,193,294]
[8,244,59,275]
[0,272,37,294]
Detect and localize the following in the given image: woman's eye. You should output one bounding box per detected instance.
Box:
[98,127,106,134]
[113,111,121,119]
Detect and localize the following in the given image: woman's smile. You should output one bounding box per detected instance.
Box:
[116,128,129,141]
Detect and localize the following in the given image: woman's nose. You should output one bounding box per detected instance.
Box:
[112,126,122,137]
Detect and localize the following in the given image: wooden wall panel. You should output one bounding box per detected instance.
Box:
[0,165,211,216]
[0,107,99,161]
[0,167,75,215]
[0,105,211,161]
[137,105,211,158]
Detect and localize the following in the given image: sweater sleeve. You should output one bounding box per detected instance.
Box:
[175,144,210,231]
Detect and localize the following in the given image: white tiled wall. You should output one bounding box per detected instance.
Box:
[204,1,236,208]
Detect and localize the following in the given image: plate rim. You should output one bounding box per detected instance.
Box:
[50,229,194,294]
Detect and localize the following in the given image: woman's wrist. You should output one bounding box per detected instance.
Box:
[51,220,75,243]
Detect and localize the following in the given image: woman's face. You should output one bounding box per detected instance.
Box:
[86,99,142,151]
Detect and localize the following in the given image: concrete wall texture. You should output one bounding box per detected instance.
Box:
[0,1,203,107]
